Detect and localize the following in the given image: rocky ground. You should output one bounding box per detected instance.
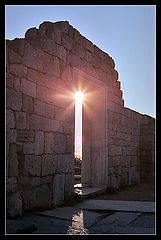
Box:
[6,179,156,235]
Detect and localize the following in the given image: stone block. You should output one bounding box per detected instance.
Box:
[22,185,52,210]
[9,64,27,78]
[22,94,33,113]
[23,142,34,154]
[6,88,22,111]
[63,122,72,134]
[53,21,69,34]
[6,73,14,88]
[86,39,94,53]
[57,154,74,173]
[21,78,36,98]
[54,133,66,154]
[30,114,42,130]
[112,156,120,167]
[64,173,74,200]
[109,145,122,156]
[60,64,72,83]
[65,135,72,154]
[9,49,22,64]
[7,38,25,56]
[41,154,57,176]
[17,176,41,191]
[34,99,45,116]
[45,132,54,153]
[53,173,65,205]
[62,32,73,50]
[43,55,60,76]
[8,144,18,177]
[15,111,26,129]
[51,119,63,133]
[25,27,38,38]
[35,131,44,155]
[45,104,55,119]
[16,129,34,142]
[13,77,21,92]
[22,41,44,72]
[40,117,53,131]
[6,109,15,132]
[129,167,136,185]
[7,192,22,218]
[24,155,42,176]
[7,177,18,194]
[36,84,56,104]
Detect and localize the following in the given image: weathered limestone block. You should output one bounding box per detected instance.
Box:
[44,132,54,153]
[22,185,52,210]
[25,27,38,38]
[24,155,41,176]
[109,145,122,156]
[30,114,42,130]
[9,64,27,78]
[35,131,44,155]
[7,38,25,56]
[52,119,63,133]
[43,55,60,76]
[6,73,14,88]
[53,173,65,205]
[41,154,57,176]
[45,103,55,119]
[54,133,66,154]
[40,117,53,132]
[6,109,15,132]
[108,174,119,189]
[57,154,74,173]
[6,88,22,111]
[23,142,34,154]
[15,111,26,129]
[53,21,69,34]
[22,41,44,72]
[7,192,22,218]
[129,166,136,185]
[41,175,53,185]
[62,32,73,50]
[8,49,22,64]
[112,156,120,167]
[36,84,56,104]
[13,77,21,92]
[22,94,33,113]
[16,129,34,142]
[120,172,129,186]
[60,64,72,83]
[34,99,45,116]
[64,173,74,200]
[21,78,36,98]
[86,39,94,53]
[65,135,72,154]
[7,177,18,194]
[67,54,80,68]
[17,176,41,191]
[8,144,19,177]
[63,122,72,134]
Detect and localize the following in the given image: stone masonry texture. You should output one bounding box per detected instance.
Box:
[6,21,155,217]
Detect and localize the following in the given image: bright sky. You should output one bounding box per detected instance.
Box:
[5,5,156,119]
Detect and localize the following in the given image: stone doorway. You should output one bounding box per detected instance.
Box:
[73,68,108,196]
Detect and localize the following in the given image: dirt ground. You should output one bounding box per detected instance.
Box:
[93,178,155,202]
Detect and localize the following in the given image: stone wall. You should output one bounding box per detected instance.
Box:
[6,21,155,217]
[140,115,155,180]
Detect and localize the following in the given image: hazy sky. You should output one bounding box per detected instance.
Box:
[5,5,156,118]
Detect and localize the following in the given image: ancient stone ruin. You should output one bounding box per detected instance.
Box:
[6,21,155,218]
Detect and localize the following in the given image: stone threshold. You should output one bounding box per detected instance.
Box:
[74,183,107,199]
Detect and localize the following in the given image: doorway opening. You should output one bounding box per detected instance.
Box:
[74,91,84,192]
